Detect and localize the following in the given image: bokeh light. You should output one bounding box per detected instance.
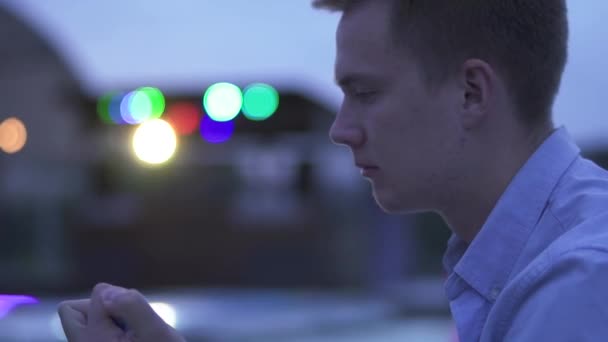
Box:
[0,295,38,318]
[132,119,177,165]
[165,102,201,136]
[200,114,234,144]
[203,82,243,122]
[0,117,27,154]
[128,89,154,123]
[98,88,164,125]
[96,92,114,124]
[150,302,178,328]
[109,92,128,124]
[120,90,155,124]
[242,83,279,121]
[139,87,165,119]
[50,314,66,340]
[120,91,139,124]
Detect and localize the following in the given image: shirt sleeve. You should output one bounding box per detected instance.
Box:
[504,248,608,341]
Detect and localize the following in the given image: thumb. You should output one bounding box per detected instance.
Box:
[102,287,170,338]
[57,299,90,341]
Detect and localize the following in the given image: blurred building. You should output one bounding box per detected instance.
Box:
[0,5,434,296]
[0,6,91,291]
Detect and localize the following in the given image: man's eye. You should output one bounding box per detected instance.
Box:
[353,90,377,102]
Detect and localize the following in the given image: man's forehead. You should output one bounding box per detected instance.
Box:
[336,0,392,42]
[334,5,403,85]
[335,0,397,64]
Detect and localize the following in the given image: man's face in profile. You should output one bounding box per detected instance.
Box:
[330,0,466,213]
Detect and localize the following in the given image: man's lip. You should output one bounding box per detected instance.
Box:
[356,164,379,169]
[360,166,379,177]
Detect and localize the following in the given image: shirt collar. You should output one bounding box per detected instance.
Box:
[443,126,580,301]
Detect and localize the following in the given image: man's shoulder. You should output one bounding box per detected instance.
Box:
[510,211,608,295]
[549,156,608,229]
[499,205,608,312]
[509,157,608,279]
[487,227,608,333]
[481,156,608,340]
[540,155,608,263]
[525,210,608,277]
[521,155,608,269]
[485,243,608,341]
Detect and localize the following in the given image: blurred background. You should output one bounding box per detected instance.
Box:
[0,1,606,341]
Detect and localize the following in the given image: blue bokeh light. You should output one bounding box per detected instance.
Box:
[200,115,235,144]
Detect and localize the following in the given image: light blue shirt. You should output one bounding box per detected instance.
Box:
[443,126,608,341]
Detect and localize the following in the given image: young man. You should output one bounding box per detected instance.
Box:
[59,0,608,341]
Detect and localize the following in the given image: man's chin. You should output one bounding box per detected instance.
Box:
[372,190,427,214]
[372,191,406,214]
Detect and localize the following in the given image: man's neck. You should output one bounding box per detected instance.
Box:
[440,123,555,244]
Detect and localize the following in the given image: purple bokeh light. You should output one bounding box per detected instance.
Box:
[0,295,39,319]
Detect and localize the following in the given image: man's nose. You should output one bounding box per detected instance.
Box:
[329,112,365,148]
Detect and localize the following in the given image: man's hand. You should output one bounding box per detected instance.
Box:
[58,283,185,342]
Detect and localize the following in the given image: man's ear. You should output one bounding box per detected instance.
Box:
[459,59,495,130]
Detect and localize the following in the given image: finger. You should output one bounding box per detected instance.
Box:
[103,288,168,336]
[58,301,88,341]
[88,283,117,327]
[90,283,133,331]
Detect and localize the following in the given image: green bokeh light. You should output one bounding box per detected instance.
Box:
[128,90,153,123]
[203,83,243,122]
[242,83,279,121]
[138,87,165,119]
[97,92,114,124]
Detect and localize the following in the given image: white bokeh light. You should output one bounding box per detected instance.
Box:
[150,302,178,328]
[132,119,177,165]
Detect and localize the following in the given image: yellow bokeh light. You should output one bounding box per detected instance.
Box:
[0,117,27,154]
[132,119,177,165]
